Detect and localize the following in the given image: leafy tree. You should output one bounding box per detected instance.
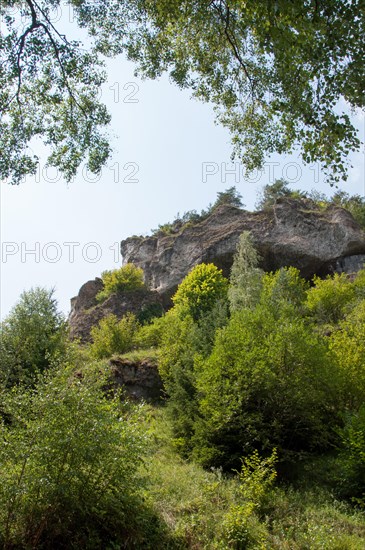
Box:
[329,299,365,410]
[195,303,339,469]
[172,263,229,321]
[306,273,356,326]
[228,231,263,312]
[261,267,309,314]
[213,187,244,210]
[256,179,307,210]
[0,363,147,548]
[0,287,67,388]
[158,297,228,457]
[1,1,363,183]
[90,313,139,359]
[96,263,145,303]
[0,0,111,183]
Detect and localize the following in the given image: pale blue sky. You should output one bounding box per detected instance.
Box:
[1,11,364,319]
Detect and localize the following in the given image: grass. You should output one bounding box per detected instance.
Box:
[265,487,365,549]
[114,348,159,364]
[140,406,238,548]
[138,405,365,549]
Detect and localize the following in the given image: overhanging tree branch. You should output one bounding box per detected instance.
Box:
[211,0,255,97]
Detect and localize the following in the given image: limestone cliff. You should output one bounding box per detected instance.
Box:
[70,198,365,340]
[120,198,365,305]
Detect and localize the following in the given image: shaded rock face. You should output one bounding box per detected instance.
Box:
[120,199,365,304]
[109,357,163,402]
[69,281,163,343]
[329,254,365,276]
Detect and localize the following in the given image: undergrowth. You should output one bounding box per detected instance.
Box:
[139,406,365,549]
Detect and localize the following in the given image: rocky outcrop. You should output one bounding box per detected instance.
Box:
[69,280,163,342]
[69,198,365,341]
[109,357,163,402]
[121,199,365,303]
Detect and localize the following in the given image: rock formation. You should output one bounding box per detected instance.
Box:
[68,197,365,400]
[69,280,163,342]
[121,199,365,304]
[69,198,365,340]
[109,356,163,402]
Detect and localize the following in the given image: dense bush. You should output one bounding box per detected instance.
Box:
[329,299,365,409]
[90,313,139,359]
[337,406,365,507]
[157,265,229,456]
[137,302,164,325]
[256,179,306,210]
[194,304,339,469]
[0,287,67,388]
[172,263,229,321]
[134,315,167,350]
[261,266,309,313]
[306,273,356,326]
[0,363,147,549]
[158,311,198,455]
[158,260,354,471]
[96,264,145,303]
[220,450,277,549]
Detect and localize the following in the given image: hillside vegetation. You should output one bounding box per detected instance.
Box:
[1,189,365,548]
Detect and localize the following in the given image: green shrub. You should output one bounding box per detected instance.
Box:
[189,299,229,358]
[219,450,277,549]
[0,287,67,388]
[134,315,167,349]
[261,266,309,314]
[337,406,365,506]
[0,364,146,549]
[137,302,164,325]
[158,311,198,455]
[306,273,356,326]
[329,299,365,410]
[158,300,229,458]
[90,313,139,359]
[172,263,229,321]
[256,179,306,210]
[96,263,145,303]
[213,186,244,210]
[353,268,365,300]
[195,304,340,469]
